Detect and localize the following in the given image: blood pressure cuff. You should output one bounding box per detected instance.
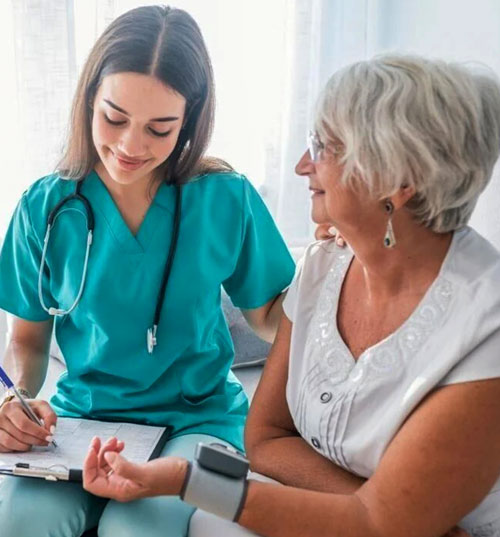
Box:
[180,461,249,522]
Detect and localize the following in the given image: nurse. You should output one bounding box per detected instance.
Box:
[0,6,294,537]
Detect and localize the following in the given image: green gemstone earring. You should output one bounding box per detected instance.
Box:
[383,199,396,248]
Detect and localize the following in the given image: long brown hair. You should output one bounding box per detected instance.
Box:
[58,5,231,183]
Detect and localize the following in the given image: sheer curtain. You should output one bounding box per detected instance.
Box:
[2,0,500,248]
[1,0,316,243]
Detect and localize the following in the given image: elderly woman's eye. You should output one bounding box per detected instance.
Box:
[331,143,344,155]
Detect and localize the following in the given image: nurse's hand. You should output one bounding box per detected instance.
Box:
[83,436,188,502]
[314,224,346,246]
[0,398,57,452]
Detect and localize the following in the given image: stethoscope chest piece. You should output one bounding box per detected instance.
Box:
[147,325,158,354]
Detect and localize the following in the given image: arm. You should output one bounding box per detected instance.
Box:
[240,224,347,343]
[237,377,500,537]
[245,313,364,493]
[0,315,57,451]
[4,315,53,397]
[240,293,286,344]
[83,318,487,537]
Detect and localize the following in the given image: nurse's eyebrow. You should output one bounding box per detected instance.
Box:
[103,99,180,122]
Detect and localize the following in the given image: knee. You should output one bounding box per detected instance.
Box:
[99,497,195,537]
[0,477,100,537]
[0,480,49,537]
[0,493,64,537]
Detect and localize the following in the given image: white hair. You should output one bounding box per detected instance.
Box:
[315,55,500,232]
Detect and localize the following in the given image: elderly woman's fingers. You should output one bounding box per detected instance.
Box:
[98,437,119,470]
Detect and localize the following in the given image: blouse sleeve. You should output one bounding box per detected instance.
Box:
[0,194,51,321]
[282,255,304,323]
[440,271,500,386]
[439,325,500,386]
[223,178,295,309]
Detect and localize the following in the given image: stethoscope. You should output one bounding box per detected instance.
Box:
[38,179,182,354]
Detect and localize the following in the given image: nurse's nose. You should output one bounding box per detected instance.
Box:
[118,126,147,158]
[295,149,314,177]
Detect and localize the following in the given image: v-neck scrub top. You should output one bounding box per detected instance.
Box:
[0,171,295,451]
[283,228,500,535]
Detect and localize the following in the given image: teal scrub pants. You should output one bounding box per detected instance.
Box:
[0,433,226,537]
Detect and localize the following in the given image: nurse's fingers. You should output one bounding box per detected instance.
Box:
[314,224,346,247]
[314,223,334,240]
[30,400,58,432]
[0,429,33,452]
[0,410,46,451]
[0,401,52,444]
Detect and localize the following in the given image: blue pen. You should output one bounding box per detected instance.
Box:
[0,366,57,448]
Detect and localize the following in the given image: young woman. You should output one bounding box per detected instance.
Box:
[0,6,294,537]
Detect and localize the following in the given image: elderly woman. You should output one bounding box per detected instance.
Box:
[83,56,500,537]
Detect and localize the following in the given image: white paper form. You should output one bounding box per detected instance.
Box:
[0,417,167,470]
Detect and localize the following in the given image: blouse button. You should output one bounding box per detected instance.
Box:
[311,437,321,449]
[320,392,332,403]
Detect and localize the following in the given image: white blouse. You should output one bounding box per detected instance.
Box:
[282,227,500,537]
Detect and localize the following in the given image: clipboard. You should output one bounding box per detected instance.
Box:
[0,417,171,482]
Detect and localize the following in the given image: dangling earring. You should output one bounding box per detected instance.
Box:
[383,199,396,248]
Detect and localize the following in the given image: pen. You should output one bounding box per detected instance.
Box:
[0,366,57,448]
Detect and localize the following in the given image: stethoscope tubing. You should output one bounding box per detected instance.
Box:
[38,178,182,354]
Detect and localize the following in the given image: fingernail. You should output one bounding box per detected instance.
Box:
[336,237,345,246]
[328,226,337,235]
[50,425,56,434]
[45,435,53,442]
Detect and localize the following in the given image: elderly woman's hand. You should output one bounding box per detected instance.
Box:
[314,224,346,246]
[83,436,188,502]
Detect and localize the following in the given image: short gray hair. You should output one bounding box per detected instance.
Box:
[315,55,500,232]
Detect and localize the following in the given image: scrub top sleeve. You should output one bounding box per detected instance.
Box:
[0,195,51,321]
[223,178,295,309]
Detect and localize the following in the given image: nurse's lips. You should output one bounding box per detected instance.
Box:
[112,151,149,171]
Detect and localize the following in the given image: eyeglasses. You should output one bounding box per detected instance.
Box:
[307,131,325,162]
[307,131,344,163]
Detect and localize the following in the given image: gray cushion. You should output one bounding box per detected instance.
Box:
[221,291,271,369]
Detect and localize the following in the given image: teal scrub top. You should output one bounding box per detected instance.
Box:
[0,170,295,450]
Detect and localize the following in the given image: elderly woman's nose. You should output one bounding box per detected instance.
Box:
[295,150,314,176]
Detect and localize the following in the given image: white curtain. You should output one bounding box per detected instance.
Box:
[2,0,500,248]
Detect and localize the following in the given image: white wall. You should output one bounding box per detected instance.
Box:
[1,1,500,247]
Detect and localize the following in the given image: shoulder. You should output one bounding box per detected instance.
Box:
[292,239,352,295]
[300,239,351,273]
[20,173,77,234]
[22,173,75,212]
[183,171,267,214]
[186,171,249,193]
[448,227,500,302]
